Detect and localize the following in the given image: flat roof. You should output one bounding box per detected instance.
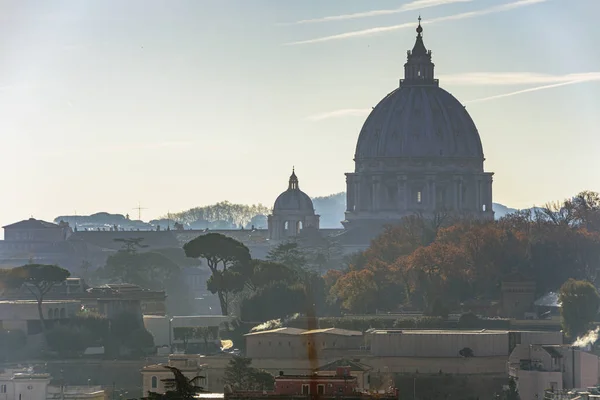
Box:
[371,329,509,335]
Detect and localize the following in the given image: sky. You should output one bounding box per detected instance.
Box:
[0,0,599,228]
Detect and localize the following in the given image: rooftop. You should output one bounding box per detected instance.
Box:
[245,327,307,336]
[301,328,362,337]
[371,329,509,335]
[3,218,60,229]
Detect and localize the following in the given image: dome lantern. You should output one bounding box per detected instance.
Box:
[401,17,437,87]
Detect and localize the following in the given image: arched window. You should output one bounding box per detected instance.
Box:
[48,309,53,319]
[60,308,66,319]
[54,308,60,318]
[416,190,423,204]
[284,221,289,231]
[151,376,158,389]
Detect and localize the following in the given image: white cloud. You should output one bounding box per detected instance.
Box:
[286,0,547,45]
[306,108,371,121]
[283,0,474,25]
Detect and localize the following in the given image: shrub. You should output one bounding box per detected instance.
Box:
[46,325,92,356]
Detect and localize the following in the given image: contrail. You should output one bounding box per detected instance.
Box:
[286,0,547,45]
[465,79,597,104]
[281,0,474,25]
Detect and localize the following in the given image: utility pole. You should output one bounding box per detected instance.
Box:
[133,202,147,221]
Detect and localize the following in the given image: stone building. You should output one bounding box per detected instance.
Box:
[342,19,494,237]
[268,169,320,240]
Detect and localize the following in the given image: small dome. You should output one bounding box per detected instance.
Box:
[273,169,314,213]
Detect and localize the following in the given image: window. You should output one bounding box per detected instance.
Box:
[302,385,310,395]
[151,376,158,389]
[1,385,6,393]
[417,191,422,204]
[317,385,325,395]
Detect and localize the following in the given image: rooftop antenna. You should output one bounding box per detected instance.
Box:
[133,202,147,221]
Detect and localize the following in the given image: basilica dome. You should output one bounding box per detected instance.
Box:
[355,86,484,159]
[354,20,484,162]
[273,170,314,212]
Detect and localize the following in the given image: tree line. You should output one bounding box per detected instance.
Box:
[325,191,600,318]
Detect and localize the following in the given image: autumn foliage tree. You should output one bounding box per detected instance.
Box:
[325,190,600,316]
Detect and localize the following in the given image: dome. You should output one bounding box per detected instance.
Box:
[273,169,315,213]
[354,19,484,161]
[355,86,484,159]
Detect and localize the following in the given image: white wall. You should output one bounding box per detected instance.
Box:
[370,331,509,357]
[517,370,562,400]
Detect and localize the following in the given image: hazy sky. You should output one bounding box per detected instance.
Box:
[0,0,599,228]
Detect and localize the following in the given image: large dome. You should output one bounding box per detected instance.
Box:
[355,86,484,159]
[354,18,484,162]
[273,170,314,212]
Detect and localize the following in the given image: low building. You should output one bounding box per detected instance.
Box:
[0,368,105,400]
[508,344,600,400]
[368,329,563,358]
[245,328,362,360]
[316,360,372,391]
[143,315,232,349]
[0,300,81,335]
[274,366,358,396]
[141,354,209,396]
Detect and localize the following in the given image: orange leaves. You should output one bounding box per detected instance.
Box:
[330,269,379,313]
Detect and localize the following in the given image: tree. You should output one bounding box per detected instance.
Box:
[248,260,297,290]
[223,356,274,391]
[266,241,307,271]
[1,264,70,337]
[559,279,600,339]
[46,325,92,357]
[240,282,307,323]
[330,269,379,314]
[184,233,252,315]
[146,366,207,400]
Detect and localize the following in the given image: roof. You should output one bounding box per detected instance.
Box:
[371,329,508,335]
[273,170,315,213]
[3,218,60,229]
[245,327,307,336]
[317,359,372,372]
[68,230,180,250]
[355,85,484,161]
[302,328,363,337]
[245,327,363,337]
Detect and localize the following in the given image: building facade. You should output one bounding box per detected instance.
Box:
[342,19,494,237]
[508,344,600,400]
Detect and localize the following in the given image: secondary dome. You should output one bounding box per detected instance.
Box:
[273,169,314,212]
[354,19,484,161]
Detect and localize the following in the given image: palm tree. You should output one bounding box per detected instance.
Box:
[146,366,208,400]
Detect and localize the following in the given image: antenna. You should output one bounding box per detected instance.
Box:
[133,202,147,221]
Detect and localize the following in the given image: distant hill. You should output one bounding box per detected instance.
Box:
[55,195,525,231]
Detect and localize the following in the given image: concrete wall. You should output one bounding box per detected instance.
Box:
[370,331,509,357]
[519,331,563,347]
[577,350,600,389]
[246,334,306,359]
[517,370,562,400]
